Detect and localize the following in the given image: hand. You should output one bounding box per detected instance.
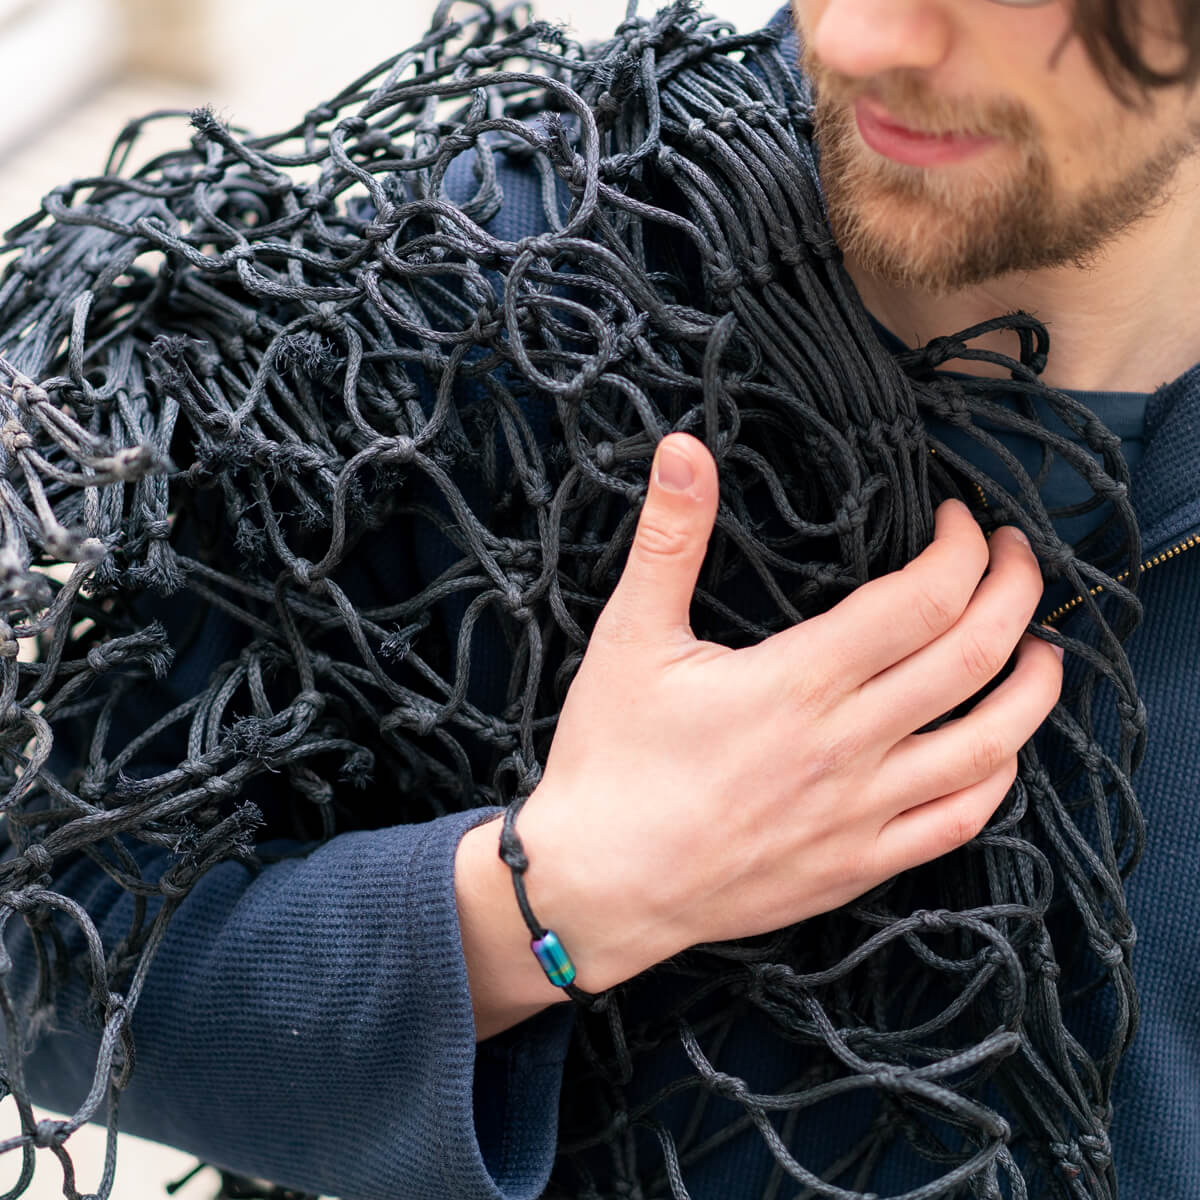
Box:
[510,431,1063,994]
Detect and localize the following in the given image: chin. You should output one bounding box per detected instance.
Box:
[827,195,990,293]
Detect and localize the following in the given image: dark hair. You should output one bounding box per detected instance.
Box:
[1074,0,1200,99]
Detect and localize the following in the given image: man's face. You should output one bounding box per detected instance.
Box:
[793,0,1200,293]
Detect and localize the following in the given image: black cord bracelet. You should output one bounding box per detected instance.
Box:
[499,799,591,1000]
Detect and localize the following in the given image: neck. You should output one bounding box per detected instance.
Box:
[846,159,1200,395]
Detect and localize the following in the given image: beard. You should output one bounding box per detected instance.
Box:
[808,57,1198,294]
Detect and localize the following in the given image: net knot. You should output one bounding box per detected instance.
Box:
[1090,933,1126,969]
[712,107,740,137]
[462,46,495,67]
[4,889,39,915]
[78,773,109,803]
[1117,695,1146,728]
[1078,1131,1112,1167]
[11,381,48,410]
[913,909,953,934]
[292,558,323,589]
[622,28,664,57]
[22,845,52,878]
[1029,937,1061,981]
[742,261,773,288]
[207,411,243,439]
[869,1066,903,1091]
[832,500,868,538]
[201,775,239,801]
[364,203,399,242]
[294,690,326,717]
[310,303,347,334]
[595,92,623,123]
[412,708,439,738]
[305,103,336,126]
[0,420,32,455]
[355,129,392,155]
[86,644,118,675]
[917,335,968,370]
[501,584,528,615]
[159,871,194,901]
[389,436,418,465]
[738,101,769,127]
[33,1120,67,1149]
[777,239,807,268]
[707,1069,748,1102]
[519,234,558,260]
[712,265,742,293]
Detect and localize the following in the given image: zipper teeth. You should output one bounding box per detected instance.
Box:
[1041,531,1200,626]
[928,447,989,510]
[925,447,1196,623]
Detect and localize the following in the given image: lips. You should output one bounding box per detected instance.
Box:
[853,97,999,167]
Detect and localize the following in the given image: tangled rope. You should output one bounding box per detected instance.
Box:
[0,2,1144,1197]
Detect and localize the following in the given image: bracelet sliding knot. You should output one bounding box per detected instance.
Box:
[501,798,586,997]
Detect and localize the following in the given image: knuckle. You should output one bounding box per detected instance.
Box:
[909,580,957,639]
[969,729,1008,779]
[958,630,1005,684]
[633,515,691,561]
[796,728,863,786]
[941,803,987,852]
[781,666,841,715]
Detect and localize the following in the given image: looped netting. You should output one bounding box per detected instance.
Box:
[0,2,1145,1197]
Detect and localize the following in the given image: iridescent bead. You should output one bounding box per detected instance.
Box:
[530,929,576,988]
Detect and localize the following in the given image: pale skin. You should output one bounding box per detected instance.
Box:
[456,0,1200,1041]
[801,0,1200,390]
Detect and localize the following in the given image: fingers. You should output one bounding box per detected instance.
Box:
[879,631,1064,813]
[872,756,1020,881]
[859,524,1045,737]
[750,499,991,689]
[596,433,720,647]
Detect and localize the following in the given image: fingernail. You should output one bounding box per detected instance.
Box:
[1051,643,1065,661]
[655,442,694,493]
[1006,525,1031,550]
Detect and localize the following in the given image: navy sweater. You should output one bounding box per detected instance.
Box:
[11,21,1200,1200]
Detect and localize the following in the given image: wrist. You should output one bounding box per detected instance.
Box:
[455,817,568,1040]
[511,779,685,992]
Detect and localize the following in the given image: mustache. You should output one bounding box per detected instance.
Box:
[805,56,1037,143]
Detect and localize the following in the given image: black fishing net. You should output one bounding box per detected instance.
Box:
[0,2,1146,1197]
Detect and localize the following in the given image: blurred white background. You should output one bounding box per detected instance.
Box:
[0,0,780,1196]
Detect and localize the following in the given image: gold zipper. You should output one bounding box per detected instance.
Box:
[928,446,990,510]
[1041,530,1200,626]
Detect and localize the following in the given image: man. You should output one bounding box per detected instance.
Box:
[8,0,1199,1196]
[458,0,1200,1192]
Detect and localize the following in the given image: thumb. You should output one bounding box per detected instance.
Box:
[603,433,720,642]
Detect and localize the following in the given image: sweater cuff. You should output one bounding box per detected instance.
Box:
[408,807,575,1200]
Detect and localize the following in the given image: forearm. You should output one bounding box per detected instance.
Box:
[11,811,567,1200]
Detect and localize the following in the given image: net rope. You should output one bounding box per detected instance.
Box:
[0,3,1145,1197]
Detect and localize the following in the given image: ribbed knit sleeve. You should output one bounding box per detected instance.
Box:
[10,809,575,1200]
